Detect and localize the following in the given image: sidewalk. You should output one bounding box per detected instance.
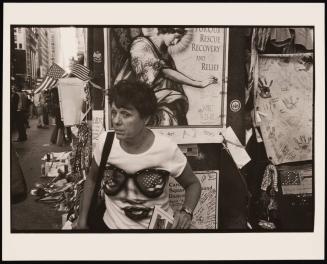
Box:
[11,118,71,231]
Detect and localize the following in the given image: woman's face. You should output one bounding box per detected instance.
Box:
[111,102,146,142]
[163,33,183,47]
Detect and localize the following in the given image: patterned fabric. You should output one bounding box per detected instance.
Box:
[280,171,301,185]
[261,164,278,192]
[48,63,66,79]
[34,63,65,94]
[255,28,272,52]
[71,63,91,81]
[71,122,91,175]
[278,164,312,195]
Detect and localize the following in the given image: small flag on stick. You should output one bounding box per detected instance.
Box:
[71,63,91,81]
[34,63,65,94]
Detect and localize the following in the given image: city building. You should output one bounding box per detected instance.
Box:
[37,28,49,78]
[14,27,26,50]
[13,27,39,89]
[75,28,88,65]
[48,28,62,68]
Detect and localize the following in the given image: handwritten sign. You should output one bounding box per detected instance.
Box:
[255,55,313,164]
[172,28,228,127]
[92,110,104,151]
[153,127,224,144]
[169,170,219,229]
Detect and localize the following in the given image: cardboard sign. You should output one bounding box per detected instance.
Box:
[169,170,219,229]
[255,55,313,164]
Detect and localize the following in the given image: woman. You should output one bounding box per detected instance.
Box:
[115,27,218,126]
[74,80,201,230]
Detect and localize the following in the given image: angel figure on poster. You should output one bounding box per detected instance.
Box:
[113,27,218,126]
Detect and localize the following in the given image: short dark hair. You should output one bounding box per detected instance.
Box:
[109,80,157,118]
[157,27,186,36]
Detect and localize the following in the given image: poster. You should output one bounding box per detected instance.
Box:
[255,55,313,164]
[57,78,85,126]
[109,27,228,143]
[169,170,219,229]
[172,28,227,127]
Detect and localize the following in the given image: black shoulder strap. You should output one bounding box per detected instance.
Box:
[98,131,115,179]
[87,131,115,230]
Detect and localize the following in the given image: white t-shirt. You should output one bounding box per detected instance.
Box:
[93,131,187,229]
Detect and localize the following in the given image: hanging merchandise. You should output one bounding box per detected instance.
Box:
[31,121,92,226]
[293,28,313,51]
[254,28,272,52]
[63,121,92,223]
[269,28,294,53]
[71,122,92,175]
[258,163,279,230]
[270,28,292,47]
[278,163,312,195]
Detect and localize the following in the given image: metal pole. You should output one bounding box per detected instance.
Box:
[103,28,111,131]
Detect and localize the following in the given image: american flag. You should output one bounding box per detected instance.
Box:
[34,63,65,94]
[71,63,91,81]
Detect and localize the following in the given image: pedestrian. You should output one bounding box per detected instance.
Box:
[34,90,46,129]
[28,91,36,119]
[12,83,29,142]
[11,84,18,133]
[23,90,31,128]
[74,80,201,230]
[43,90,50,128]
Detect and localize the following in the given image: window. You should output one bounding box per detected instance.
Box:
[19,44,22,49]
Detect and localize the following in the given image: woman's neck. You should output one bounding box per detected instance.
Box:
[120,128,154,154]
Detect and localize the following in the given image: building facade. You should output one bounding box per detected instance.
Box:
[48,28,62,68]
[37,28,49,78]
[13,27,39,89]
[75,28,88,65]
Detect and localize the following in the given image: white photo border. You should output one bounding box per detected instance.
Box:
[3,2,325,261]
